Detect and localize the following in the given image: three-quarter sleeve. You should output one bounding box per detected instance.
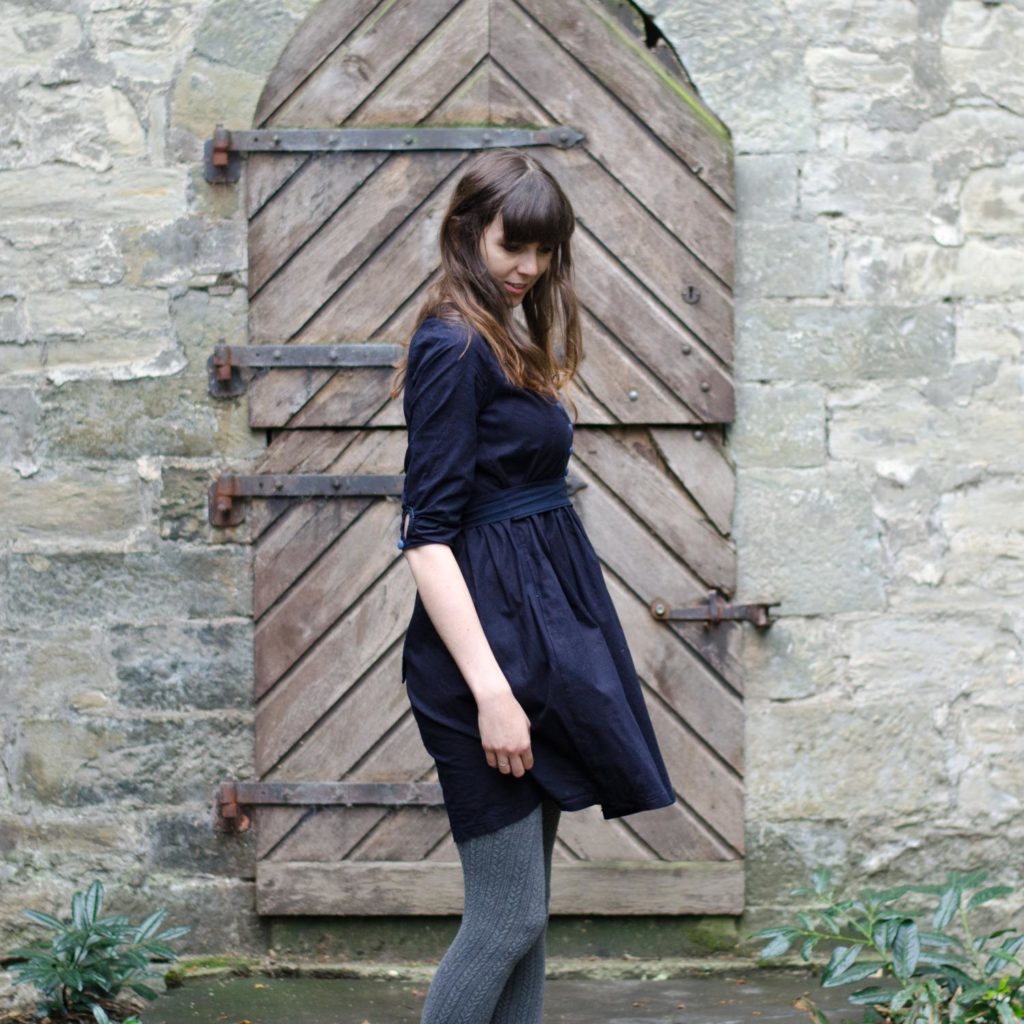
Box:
[398,319,491,550]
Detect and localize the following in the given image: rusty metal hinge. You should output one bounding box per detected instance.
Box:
[649,591,776,628]
[209,473,405,526]
[204,125,586,183]
[207,342,402,398]
[214,780,445,834]
[209,473,587,526]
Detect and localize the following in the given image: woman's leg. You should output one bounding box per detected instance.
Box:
[420,802,550,1024]
[489,796,561,1024]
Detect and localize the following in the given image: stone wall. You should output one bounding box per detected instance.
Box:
[1,0,1022,978]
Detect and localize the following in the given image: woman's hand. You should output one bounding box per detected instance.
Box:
[477,688,534,777]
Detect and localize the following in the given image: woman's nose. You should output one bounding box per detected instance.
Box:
[518,249,538,276]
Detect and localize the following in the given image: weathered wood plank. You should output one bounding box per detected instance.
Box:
[346,0,488,127]
[247,369,336,429]
[492,4,735,293]
[575,229,733,422]
[257,860,745,914]
[619,799,736,862]
[249,154,388,295]
[245,153,307,220]
[249,151,464,343]
[605,574,744,773]
[645,697,744,854]
[516,0,734,208]
[571,428,736,591]
[255,546,414,774]
[271,0,463,127]
[254,498,401,694]
[254,497,372,619]
[255,0,382,126]
[651,427,735,538]
[569,454,710,605]
[554,804,656,861]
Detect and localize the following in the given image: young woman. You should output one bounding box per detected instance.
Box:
[394,148,675,1023]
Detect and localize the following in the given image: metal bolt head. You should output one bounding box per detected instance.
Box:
[627,389,640,402]
[681,342,692,355]
[682,286,701,305]
[482,131,492,143]
[272,134,282,146]
[694,430,705,441]
[404,134,414,145]
[700,380,710,392]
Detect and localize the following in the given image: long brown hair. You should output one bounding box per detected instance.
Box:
[391,148,582,400]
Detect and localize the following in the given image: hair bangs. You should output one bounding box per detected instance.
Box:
[498,173,574,249]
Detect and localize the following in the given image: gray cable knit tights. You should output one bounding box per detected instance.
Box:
[420,797,561,1024]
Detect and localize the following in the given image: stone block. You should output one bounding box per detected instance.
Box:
[828,382,1024,481]
[0,628,114,720]
[940,477,1024,601]
[747,699,950,820]
[744,820,851,907]
[942,0,1024,115]
[3,548,251,627]
[955,301,1024,363]
[961,164,1024,237]
[0,387,41,467]
[109,620,254,711]
[953,703,1024,828]
[91,4,196,84]
[735,154,799,223]
[14,715,253,806]
[742,616,845,701]
[736,223,831,299]
[0,10,81,73]
[35,378,264,460]
[0,465,145,545]
[0,221,126,291]
[170,55,264,145]
[842,236,959,302]
[952,239,1024,299]
[146,809,255,875]
[1,166,186,224]
[805,46,915,94]
[0,294,27,344]
[3,82,145,173]
[122,218,246,289]
[169,287,248,381]
[0,812,142,863]
[846,613,1020,703]
[735,467,885,615]
[799,157,935,235]
[656,0,816,152]
[729,383,825,468]
[194,0,303,74]
[778,0,918,49]
[738,302,954,383]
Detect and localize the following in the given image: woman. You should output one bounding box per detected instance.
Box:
[394,148,675,1023]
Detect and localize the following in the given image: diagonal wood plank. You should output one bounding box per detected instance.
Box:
[249,154,389,294]
[571,428,736,591]
[492,1,734,292]
[575,228,733,421]
[619,799,736,862]
[515,0,734,208]
[255,555,414,774]
[254,498,402,694]
[651,427,735,538]
[555,803,657,861]
[270,0,463,127]
[249,150,465,342]
[255,0,383,125]
[245,153,307,219]
[605,574,743,773]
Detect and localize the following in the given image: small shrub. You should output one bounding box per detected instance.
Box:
[5,879,190,1022]
[751,868,1024,1023]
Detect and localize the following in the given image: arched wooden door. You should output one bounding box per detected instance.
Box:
[226,0,742,915]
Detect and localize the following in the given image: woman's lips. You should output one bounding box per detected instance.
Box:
[504,281,527,294]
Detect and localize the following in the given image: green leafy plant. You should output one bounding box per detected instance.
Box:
[752,868,1024,1024]
[5,879,189,1022]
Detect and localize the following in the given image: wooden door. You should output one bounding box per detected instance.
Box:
[241,0,742,915]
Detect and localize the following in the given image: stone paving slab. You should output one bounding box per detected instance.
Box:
[146,971,856,1023]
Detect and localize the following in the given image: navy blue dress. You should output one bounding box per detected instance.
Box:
[398,315,676,843]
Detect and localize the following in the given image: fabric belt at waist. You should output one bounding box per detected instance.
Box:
[461,476,572,529]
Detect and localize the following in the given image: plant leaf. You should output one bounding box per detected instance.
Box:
[23,909,66,931]
[128,982,159,1000]
[134,910,166,942]
[892,921,921,980]
[933,886,961,930]
[967,885,1013,911]
[848,986,895,1006]
[83,881,103,924]
[793,995,831,1024]
[996,1002,1018,1024]
[827,960,885,988]
[823,944,862,986]
[92,1005,111,1024]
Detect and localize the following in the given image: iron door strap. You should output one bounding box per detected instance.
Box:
[215,780,445,834]
[649,592,776,629]
[209,472,588,526]
[207,342,403,398]
[205,124,587,183]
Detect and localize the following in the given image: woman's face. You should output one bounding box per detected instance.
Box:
[479,213,554,306]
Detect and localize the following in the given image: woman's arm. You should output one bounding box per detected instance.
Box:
[404,543,534,778]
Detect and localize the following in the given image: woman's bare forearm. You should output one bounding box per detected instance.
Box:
[402,543,512,704]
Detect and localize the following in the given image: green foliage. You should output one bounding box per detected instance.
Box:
[751,869,1024,1023]
[5,879,190,1022]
